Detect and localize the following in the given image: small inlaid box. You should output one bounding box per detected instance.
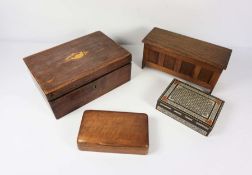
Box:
[156,79,224,136]
[77,110,149,155]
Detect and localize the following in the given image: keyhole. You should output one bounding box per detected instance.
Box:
[93,84,97,89]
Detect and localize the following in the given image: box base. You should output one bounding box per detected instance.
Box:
[78,144,148,155]
[156,104,209,136]
[49,63,131,119]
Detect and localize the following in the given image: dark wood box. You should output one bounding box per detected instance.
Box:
[77,110,149,155]
[24,31,132,119]
[156,79,224,136]
[142,27,232,92]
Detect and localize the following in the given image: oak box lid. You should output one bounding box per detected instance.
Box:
[142,27,232,70]
[24,31,131,101]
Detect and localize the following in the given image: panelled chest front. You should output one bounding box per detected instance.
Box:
[24,31,131,119]
[142,27,232,92]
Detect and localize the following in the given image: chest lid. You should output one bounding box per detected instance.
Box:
[142,27,232,70]
[24,31,131,101]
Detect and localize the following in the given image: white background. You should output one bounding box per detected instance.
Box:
[0,0,252,175]
[1,0,252,47]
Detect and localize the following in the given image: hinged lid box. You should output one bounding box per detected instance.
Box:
[142,27,232,92]
[24,31,132,119]
[156,79,224,136]
[77,110,149,155]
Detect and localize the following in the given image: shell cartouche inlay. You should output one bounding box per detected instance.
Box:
[64,51,88,62]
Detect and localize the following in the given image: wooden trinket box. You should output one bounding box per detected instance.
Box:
[77,110,149,155]
[24,31,131,119]
[156,79,224,136]
[142,27,232,92]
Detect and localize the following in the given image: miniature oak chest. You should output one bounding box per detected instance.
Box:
[24,31,132,119]
[77,110,149,155]
[142,27,232,92]
[156,79,224,136]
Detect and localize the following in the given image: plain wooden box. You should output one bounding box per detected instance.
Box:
[24,31,131,119]
[77,110,149,155]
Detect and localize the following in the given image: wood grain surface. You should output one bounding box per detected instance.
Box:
[50,64,131,118]
[77,110,149,155]
[24,31,131,101]
[142,27,232,92]
[23,31,132,118]
[143,27,231,69]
